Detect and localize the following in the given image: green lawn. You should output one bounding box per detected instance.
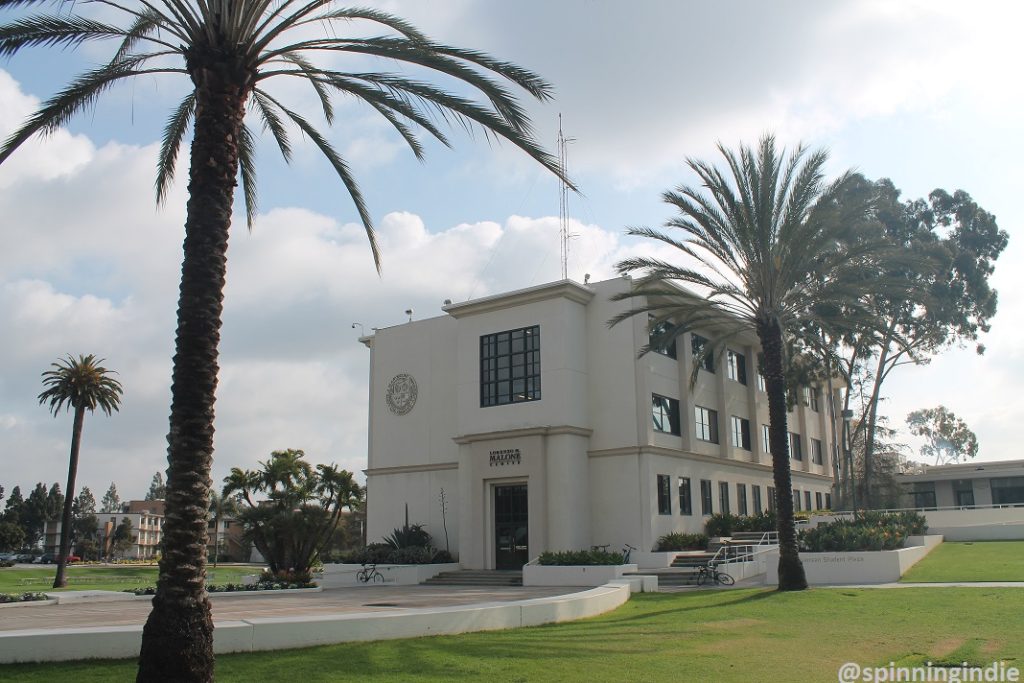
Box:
[900,541,1024,582]
[3,587,1022,682]
[0,565,261,594]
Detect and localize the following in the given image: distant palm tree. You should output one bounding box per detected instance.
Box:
[0,3,570,678]
[38,354,122,589]
[612,135,894,591]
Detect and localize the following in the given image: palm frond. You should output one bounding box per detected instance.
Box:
[237,123,258,229]
[0,14,131,56]
[156,92,195,206]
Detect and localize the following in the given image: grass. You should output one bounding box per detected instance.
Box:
[0,565,262,594]
[900,541,1024,582]
[2,587,1022,682]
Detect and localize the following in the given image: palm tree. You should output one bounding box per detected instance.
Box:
[612,135,894,591]
[1,3,570,678]
[38,354,123,589]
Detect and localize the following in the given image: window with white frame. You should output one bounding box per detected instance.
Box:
[695,406,719,443]
[731,415,751,450]
[727,350,747,384]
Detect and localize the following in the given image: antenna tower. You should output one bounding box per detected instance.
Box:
[557,115,575,280]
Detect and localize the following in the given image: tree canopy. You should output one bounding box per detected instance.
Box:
[906,406,979,465]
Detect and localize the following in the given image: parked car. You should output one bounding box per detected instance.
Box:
[32,553,80,564]
[0,552,15,561]
[14,553,35,563]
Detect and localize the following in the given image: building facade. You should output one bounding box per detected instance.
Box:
[895,459,1024,509]
[363,277,839,570]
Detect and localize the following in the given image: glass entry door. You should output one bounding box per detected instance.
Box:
[494,484,528,569]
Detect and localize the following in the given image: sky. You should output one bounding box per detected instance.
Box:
[1,0,1022,503]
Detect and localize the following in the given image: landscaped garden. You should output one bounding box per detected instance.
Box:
[900,541,1024,582]
[2,587,1021,682]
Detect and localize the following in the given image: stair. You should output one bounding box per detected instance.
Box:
[422,570,523,587]
[670,551,716,568]
[648,568,702,587]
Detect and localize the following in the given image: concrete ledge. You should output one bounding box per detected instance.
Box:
[608,575,659,593]
[0,583,631,663]
[522,564,638,586]
[764,535,944,585]
[319,563,460,588]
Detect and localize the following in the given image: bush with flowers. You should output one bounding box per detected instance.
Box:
[799,511,928,552]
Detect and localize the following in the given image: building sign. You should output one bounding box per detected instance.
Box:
[489,448,522,467]
[385,373,418,416]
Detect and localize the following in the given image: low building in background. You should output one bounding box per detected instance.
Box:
[895,459,1024,508]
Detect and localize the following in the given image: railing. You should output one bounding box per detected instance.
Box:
[827,502,1024,518]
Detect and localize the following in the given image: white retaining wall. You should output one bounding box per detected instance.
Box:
[921,508,1024,541]
[0,583,631,664]
[764,535,943,585]
[522,563,638,586]
[318,563,460,588]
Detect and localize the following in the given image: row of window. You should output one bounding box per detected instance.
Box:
[653,395,824,463]
[656,475,832,515]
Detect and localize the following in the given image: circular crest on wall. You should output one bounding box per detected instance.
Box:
[385,373,418,416]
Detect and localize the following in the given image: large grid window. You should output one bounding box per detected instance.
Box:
[752,485,762,512]
[653,394,681,435]
[727,350,747,384]
[789,432,803,461]
[691,333,714,372]
[678,477,693,516]
[719,481,731,514]
[811,438,823,465]
[695,406,719,443]
[737,483,748,515]
[480,325,540,407]
[700,479,713,515]
[731,416,751,450]
[657,474,672,515]
[648,315,677,359]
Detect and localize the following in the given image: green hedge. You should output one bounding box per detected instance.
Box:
[653,532,708,551]
[799,511,928,552]
[536,550,625,566]
[337,544,454,565]
[704,511,777,537]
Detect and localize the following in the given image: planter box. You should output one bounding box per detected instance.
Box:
[318,563,460,588]
[523,563,638,587]
[633,551,701,569]
[763,534,944,585]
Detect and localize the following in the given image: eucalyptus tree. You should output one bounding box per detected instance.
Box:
[0,2,569,678]
[611,135,899,591]
[38,354,122,588]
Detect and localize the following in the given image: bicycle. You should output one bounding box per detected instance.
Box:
[356,563,384,584]
[695,562,734,586]
[621,543,637,564]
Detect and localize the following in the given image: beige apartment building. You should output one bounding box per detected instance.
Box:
[362,276,839,570]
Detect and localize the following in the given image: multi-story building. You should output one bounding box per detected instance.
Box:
[44,499,165,560]
[362,276,839,570]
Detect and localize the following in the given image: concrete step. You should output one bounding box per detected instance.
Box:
[422,570,523,587]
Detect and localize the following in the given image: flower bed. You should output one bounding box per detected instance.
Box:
[653,533,708,552]
[799,512,928,552]
[536,549,625,565]
[0,592,48,604]
[124,580,315,596]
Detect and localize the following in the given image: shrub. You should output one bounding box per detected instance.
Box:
[0,560,14,568]
[383,523,431,549]
[430,549,454,563]
[340,542,447,565]
[798,511,925,552]
[536,549,625,566]
[0,592,49,603]
[653,533,708,551]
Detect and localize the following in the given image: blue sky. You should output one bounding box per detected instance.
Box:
[0,0,1021,502]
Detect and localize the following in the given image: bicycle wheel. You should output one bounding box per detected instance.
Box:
[716,572,735,586]
[356,570,368,583]
[696,568,707,586]
[372,572,384,583]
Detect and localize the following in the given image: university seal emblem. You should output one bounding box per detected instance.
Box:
[385,373,418,415]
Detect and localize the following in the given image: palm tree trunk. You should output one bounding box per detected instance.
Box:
[757,317,808,591]
[53,405,85,588]
[137,65,248,682]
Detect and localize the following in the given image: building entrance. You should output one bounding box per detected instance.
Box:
[494,484,528,569]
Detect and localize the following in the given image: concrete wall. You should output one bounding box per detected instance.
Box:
[0,585,631,664]
[522,563,638,586]
[764,535,943,585]
[318,563,460,588]
[922,507,1024,541]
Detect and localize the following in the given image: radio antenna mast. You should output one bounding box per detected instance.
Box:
[557,115,575,280]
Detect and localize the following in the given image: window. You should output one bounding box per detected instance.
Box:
[648,315,677,359]
[691,333,714,372]
[815,491,823,510]
[657,475,672,515]
[695,406,719,443]
[480,325,540,407]
[825,493,832,510]
[757,368,767,393]
[737,483,748,515]
[752,485,762,512]
[908,482,937,508]
[731,416,751,450]
[653,394,681,436]
[767,486,776,512]
[762,424,772,453]
[727,350,747,384]
[719,481,731,514]
[804,490,812,511]
[794,489,802,511]
[700,479,713,515]
[811,438,823,465]
[678,477,692,516]
[789,432,803,461]
[809,387,820,412]
[953,479,975,507]
[990,477,1024,506]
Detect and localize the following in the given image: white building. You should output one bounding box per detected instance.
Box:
[895,459,1024,509]
[362,277,838,569]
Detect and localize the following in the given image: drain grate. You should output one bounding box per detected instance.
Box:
[362,602,401,607]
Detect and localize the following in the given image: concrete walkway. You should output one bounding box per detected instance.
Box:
[0,584,577,632]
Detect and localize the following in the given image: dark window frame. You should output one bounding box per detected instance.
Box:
[648,315,677,359]
[480,325,541,407]
[657,474,672,515]
[737,483,748,515]
[695,405,719,443]
[727,350,747,384]
[719,481,731,515]
[700,479,713,516]
[752,485,762,513]
[678,477,693,516]
[653,394,682,436]
[691,333,714,372]
[731,415,751,450]
[811,438,823,465]
[789,432,803,461]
